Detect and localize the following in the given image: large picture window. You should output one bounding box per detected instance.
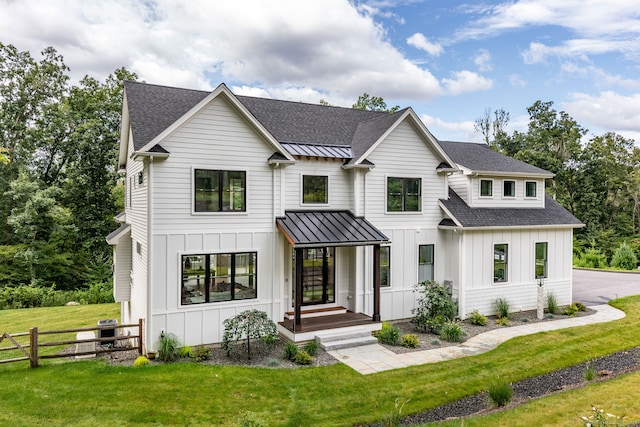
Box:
[380,246,391,287]
[181,252,256,305]
[387,177,421,212]
[494,244,508,283]
[194,169,246,212]
[535,242,548,279]
[302,175,328,204]
[418,244,434,282]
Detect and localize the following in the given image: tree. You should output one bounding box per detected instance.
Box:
[352,93,400,113]
[474,108,510,148]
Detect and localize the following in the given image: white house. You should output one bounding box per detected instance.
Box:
[107,81,583,352]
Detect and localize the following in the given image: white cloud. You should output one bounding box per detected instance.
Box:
[407,33,443,56]
[441,71,493,95]
[474,49,492,72]
[509,74,527,88]
[562,91,640,141]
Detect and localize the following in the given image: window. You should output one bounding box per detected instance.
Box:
[137,171,143,185]
[418,244,434,282]
[535,242,548,279]
[181,252,256,305]
[480,179,493,197]
[194,169,246,212]
[387,177,421,212]
[494,244,508,283]
[136,241,141,255]
[526,181,537,198]
[302,175,328,204]
[503,180,515,197]
[380,246,390,287]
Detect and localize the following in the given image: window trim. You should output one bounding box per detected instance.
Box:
[301,174,329,205]
[502,180,516,198]
[180,250,258,306]
[380,246,391,288]
[191,167,247,215]
[418,244,435,283]
[535,242,548,279]
[493,243,509,284]
[479,179,493,198]
[525,181,537,199]
[385,176,422,213]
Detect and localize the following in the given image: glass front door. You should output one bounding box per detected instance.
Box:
[293,247,335,305]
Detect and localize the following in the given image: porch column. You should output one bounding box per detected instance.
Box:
[372,244,381,321]
[295,247,303,327]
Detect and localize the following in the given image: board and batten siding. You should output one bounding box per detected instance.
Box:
[469,177,545,208]
[459,228,573,316]
[150,96,276,234]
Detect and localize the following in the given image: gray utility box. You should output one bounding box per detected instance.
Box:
[97,319,118,346]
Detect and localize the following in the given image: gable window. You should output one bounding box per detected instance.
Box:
[494,244,508,283]
[302,175,328,204]
[526,181,537,198]
[181,252,257,305]
[535,242,548,279]
[503,180,515,197]
[480,179,493,197]
[380,246,391,287]
[387,177,421,212]
[194,169,246,212]
[418,244,434,282]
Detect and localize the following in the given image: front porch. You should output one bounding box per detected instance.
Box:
[277,307,382,342]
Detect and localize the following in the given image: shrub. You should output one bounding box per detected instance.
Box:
[468,310,487,326]
[178,345,193,359]
[439,320,466,342]
[293,350,313,365]
[236,411,267,427]
[375,321,401,346]
[411,280,457,333]
[575,302,588,311]
[563,303,580,316]
[546,292,558,314]
[221,310,279,359]
[611,242,638,270]
[133,356,149,367]
[192,346,211,362]
[494,298,510,319]
[575,248,608,269]
[157,332,180,362]
[487,378,512,407]
[303,340,318,357]
[283,342,298,360]
[496,317,510,326]
[585,363,596,381]
[401,334,419,348]
[430,339,441,345]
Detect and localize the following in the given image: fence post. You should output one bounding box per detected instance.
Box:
[138,319,143,355]
[29,327,38,368]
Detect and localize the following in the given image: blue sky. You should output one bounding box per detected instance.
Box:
[1,0,639,143]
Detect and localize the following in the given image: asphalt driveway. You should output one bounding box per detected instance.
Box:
[573,268,640,306]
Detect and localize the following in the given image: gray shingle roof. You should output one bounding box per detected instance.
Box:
[439,188,583,228]
[438,141,553,177]
[276,210,389,248]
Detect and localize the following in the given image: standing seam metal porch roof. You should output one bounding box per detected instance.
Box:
[276,211,389,248]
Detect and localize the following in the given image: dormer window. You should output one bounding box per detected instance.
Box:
[525,181,537,198]
[503,180,515,197]
[480,179,493,197]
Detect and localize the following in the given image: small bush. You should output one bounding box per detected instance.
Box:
[575,248,608,269]
[133,356,149,367]
[521,317,530,323]
[546,292,558,314]
[496,317,510,327]
[376,321,401,346]
[585,363,596,381]
[283,342,298,360]
[439,320,466,342]
[157,332,180,362]
[221,310,279,360]
[468,310,487,326]
[430,339,441,346]
[303,340,318,357]
[575,302,588,311]
[236,411,267,427]
[293,350,313,365]
[192,346,211,362]
[178,345,193,359]
[411,280,457,333]
[611,242,638,270]
[494,298,510,319]
[563,303,580,316]
[401,334,419,348]
[487,378,512,407]
[546,313,555,319]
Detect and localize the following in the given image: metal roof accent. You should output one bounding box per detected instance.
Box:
[276,210,389,248]
[281,143,352,159]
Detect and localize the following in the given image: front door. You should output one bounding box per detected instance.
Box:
[293,247,335,305]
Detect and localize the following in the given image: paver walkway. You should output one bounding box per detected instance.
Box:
[328,304,625,375]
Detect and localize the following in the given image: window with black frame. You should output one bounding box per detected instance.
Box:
[387,177,421,212]
[194,169,246,212]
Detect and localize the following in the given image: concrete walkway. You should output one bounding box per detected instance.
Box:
[328,304,625,375]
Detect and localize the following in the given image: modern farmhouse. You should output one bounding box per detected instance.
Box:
[107,81,583,351]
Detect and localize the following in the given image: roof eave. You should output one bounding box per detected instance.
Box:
[470,170,555,179]
[438,223,585,231]
[131,150,170,161]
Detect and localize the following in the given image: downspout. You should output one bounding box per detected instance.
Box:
[146,157,153,354]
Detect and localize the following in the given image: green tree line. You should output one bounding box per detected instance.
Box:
[0,42,137,300]
[476,102,640,268]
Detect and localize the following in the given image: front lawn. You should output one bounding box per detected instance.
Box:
[0,298,639,426]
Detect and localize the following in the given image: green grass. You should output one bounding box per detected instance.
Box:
[0,298,639,426]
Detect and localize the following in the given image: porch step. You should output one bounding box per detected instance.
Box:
[314,329,378,351]
[284,306,347,320]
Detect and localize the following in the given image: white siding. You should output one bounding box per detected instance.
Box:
[283,160,353,210]
[469,177,545,208]
[447,171,469,203]
[113,236,132,302]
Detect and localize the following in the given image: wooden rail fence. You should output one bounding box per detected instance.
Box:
[0,319,143,368]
